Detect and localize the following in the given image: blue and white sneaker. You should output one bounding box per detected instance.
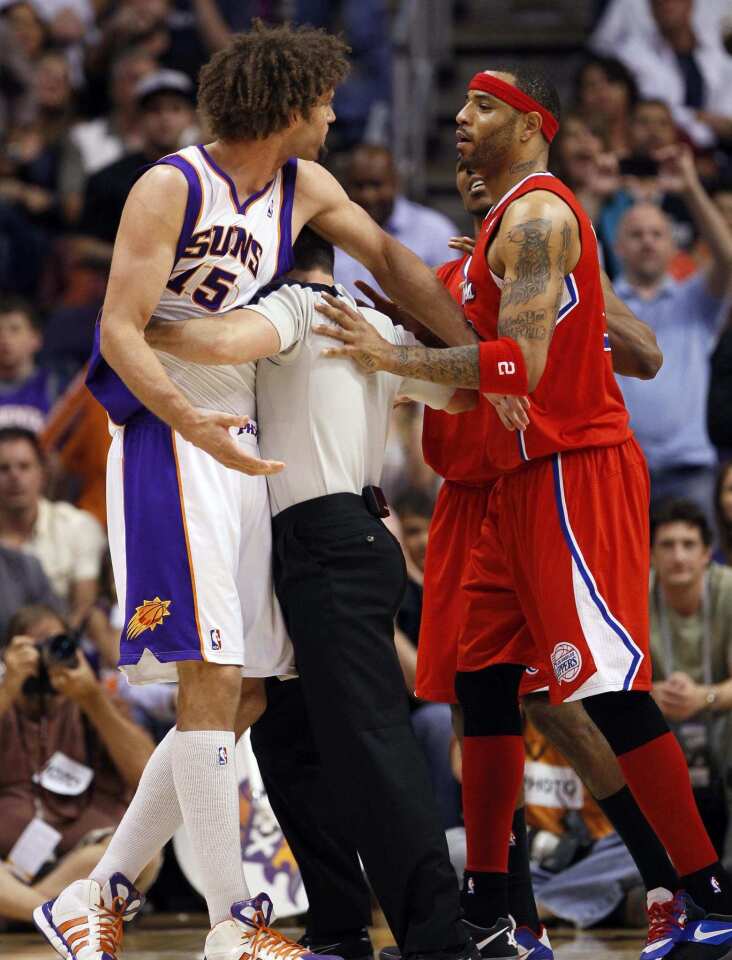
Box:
[641,888,732,959]
[515,926,553,959]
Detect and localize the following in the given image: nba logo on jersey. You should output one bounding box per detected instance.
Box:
[218,746,228,766]
[210,628,222,651]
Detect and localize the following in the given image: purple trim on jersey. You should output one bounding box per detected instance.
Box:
[197,144,273,214]
[154,155,203,263]
[118,411,203,667]
[85,316,144,424]
[276,158,298,276]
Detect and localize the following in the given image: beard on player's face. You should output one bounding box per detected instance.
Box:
[466,115,520,178]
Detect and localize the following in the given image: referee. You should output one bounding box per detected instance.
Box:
[250,233,479,960]
[149,228,486,960]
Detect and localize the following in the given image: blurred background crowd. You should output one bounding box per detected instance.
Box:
[2,0,732,937]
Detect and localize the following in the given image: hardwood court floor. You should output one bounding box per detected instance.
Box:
[0,925,646,959]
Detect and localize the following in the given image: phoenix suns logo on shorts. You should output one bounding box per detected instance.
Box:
[126,597,172,639]
[551,642,582,683]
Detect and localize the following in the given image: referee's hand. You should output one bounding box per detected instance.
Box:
[181,410,285,475]
[315,293,393,374]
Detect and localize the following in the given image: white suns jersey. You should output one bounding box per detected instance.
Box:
[150,144,298,419]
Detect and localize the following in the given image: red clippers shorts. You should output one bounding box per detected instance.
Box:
[416,481,493,703]
[458,438,652,704]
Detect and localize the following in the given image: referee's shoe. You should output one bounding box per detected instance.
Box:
[380,918,517,960]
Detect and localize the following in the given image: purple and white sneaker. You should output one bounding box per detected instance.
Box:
[205,893,345,960]
[33,872,143,960]
[515,925,554,959]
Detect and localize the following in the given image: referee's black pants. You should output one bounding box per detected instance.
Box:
[257,492,465,955]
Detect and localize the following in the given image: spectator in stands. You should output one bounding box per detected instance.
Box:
[0,603,159,923]
[595,98,697,278]
[649,499,732,855]
[333,145,459,296]
[573,55,638,156]
[78,68,197,246]
[0,1,48,65]
[0,297,62,432]
[69,48,158,177]
[0,428,106,628]
[0,19,35,134]
[707,182,732,462]
[0,50,82,229]
[614,144,732,518]
[605,0,732,149]
[0,546,60,638]
[714,463,732,566]
[393,489,461,832]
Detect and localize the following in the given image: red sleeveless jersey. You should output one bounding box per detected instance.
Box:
[463,172,630,473]
[422,257,500,485]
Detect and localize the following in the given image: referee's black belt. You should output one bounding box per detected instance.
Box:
[273,486,390,533]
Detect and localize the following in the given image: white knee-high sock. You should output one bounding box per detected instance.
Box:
[171,729,250,926]
[91,727,182,886]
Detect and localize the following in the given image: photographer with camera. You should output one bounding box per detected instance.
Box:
[0,604,158,924]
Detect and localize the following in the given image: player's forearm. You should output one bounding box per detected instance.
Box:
[146,309,277,366]
[602,272,662,379]
[81,687,155,787]
[375,237,477,347]
[101,315,200,434]
[381,344,480,387]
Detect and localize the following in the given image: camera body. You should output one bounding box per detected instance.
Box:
[22,633,80,697]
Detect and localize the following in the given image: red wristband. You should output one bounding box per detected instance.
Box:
[479,338,529,395]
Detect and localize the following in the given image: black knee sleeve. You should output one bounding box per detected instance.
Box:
[583,690,669,756]
[455,664,524,737]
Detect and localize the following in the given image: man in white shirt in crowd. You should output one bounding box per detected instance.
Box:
[333,145,460,297]
[0,427,106,628]
[146,227,512,960]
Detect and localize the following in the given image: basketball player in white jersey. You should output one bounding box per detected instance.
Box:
[35,21,475,960]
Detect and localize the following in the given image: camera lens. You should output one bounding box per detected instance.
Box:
[46,633,79,666]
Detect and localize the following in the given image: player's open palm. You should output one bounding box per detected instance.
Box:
[182,411,285,476]
[314,292,392,374]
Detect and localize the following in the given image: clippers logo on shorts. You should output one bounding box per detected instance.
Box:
[217,746,228,765]
[461,280,475,305]
[498,360,516,376]
[210,628,222,651]
[551,642,582,684]
[126,597,172,639]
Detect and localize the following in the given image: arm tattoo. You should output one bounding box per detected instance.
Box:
[501,218,552,305]
[551,220,573,320]
[393,344,479,388]
[497,309,549,340]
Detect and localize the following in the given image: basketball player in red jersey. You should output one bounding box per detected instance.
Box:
[316,69,732,960]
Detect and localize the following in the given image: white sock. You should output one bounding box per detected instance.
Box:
[171,729,250,926]
[91,727,182,887]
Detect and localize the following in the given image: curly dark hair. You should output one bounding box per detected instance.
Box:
[198,20,351,142]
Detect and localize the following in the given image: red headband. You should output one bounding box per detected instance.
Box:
[468,72,559,143]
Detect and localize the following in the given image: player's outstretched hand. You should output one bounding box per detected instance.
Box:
[181,411,285,476]
[314,292,394,375]
[448,235,476,255]
[484,393,531,431]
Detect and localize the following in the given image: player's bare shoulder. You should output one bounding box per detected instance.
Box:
[491,189,580,277]
[120,163,189,238]
[291,159,347,233]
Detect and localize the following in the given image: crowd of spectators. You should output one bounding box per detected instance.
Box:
[1,0,732,934]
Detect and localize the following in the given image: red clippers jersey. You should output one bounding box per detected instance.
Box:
[464,172,631,472]
[422,257,499,485]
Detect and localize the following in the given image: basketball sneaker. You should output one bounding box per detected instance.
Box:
[204,893,345,960]
[299,927,373,960]
[641,888,732,958]
[33,872,143,960]
[464,917,518,959]
[378,918,516,960]
[514,925,554,959]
